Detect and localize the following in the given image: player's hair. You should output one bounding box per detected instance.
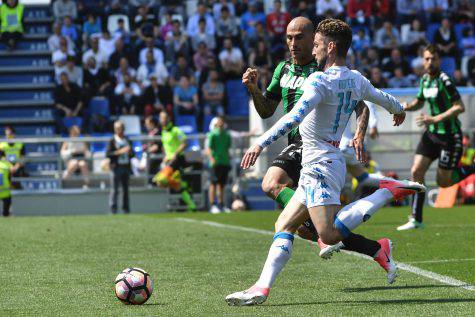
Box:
[423,44,440,57]
[315,18,352,58]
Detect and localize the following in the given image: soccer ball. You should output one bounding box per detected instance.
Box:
[114,267,153,305]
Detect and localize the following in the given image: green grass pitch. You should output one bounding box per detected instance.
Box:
[1,206,474,316]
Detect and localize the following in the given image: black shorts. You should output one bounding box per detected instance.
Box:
[416,130,463,170]
[270,142,303,185]
[210,165,230,185]
[169,155,186,171]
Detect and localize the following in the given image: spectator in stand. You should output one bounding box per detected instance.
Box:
[191,18,217,52]
[213,0,235,19]
[0,126,27,189]
[134,5,159,45]
[374,21,400,55]
[53,0,77,21]
[461,28,475,58]
[115,57,136,84]
[129,0,157,13]
[55,72,84,123]
[372,0,390,27]
[245,20,270,51]
[291,0,316,21]
[137,50,168,87]
[142,74,169,116]
[82,13,101,46]
[206,115,232,213]
[453,69,467,86]
[352,29,371,54]
[83,56,112,97]
[454,0,473,22]
[382,48,410,77]
[241,1,266,40]
[82,37,108,68]
[114,73,141,114]
[56,55,83,86]
[266,0,291,45]
[248,39,272,71]
[219,37,244,79]
[316,0,344,20]
[61,16,78,43]
[173,75,199,118]
[369,66,387,88]
[109,37,134,70]
[193,42,215,73]
[422,0,448,23]
[60,125,90,189]
[139,38,164,66]
[216,6,239,47]
[99,31,117,61]
[52,36,75,71]
[106,120,133,214]
[202,70,225,116]
[186,1,215,38]
[143,116,162,179]
[48,22,75,51]
[402,19,427,56]
[347,0,372,27]
[396,0,422,26]
[388,67,412,88]
[434,18,458,59]
[165,19,189,64]
[199,56,221,90]
[169,55,195,87]
[366,47,381,67]
[113,18,131,45]
[159,11,173,41]
[0,0,24,51]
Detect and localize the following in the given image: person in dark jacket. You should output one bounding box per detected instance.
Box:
[106,121,134,214]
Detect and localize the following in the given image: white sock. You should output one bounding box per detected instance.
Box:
[358,173,386,187]
[334,188,393,236]
[255,232,294,289]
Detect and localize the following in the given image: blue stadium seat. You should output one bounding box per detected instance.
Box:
[440,57,456,77]
[89,97,110,118]
[175,115,200,151]
[426,23,441,43]
[90,133,112,153]
[226,80,249,117]
[62,116,83,130]
[132,140,143,159]
[202,115,214,133]
[454,23,474,50]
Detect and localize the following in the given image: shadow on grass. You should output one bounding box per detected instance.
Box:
[343,284,461,292]
[266,298,475,307]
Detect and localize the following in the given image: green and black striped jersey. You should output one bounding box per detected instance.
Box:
[416,72,462,134]
[265,59,319,145]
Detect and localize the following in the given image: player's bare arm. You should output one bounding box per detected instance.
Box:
[351,101,369,163]
[402,98,424,112]
[416,100,465,127]
[242,68,279,119]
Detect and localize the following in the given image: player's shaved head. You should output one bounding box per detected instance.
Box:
[286,17,314,65]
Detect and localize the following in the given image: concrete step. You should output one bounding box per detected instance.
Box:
[0,83,55,90]
[0,99,54,107]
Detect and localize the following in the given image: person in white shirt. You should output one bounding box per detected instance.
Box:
[82,37,108,68]
[136,50,168,87]
[55,55,83,87]
[186,2,215,37]
[316,0,344,18]
[48,22,75,52]
[139,38,165,66]
[218,37,243,79]
[114,57,137,84]
[226,18,425,307]
[212,0,235,19]
[99,31,118,61]
[52,36,75,70]
[114,73,141,114]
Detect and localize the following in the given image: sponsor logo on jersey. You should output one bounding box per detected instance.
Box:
[280,73,306,89]
[423,87,438,98]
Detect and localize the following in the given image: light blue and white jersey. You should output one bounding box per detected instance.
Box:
[256,65,403,165]
[339,101,378,150]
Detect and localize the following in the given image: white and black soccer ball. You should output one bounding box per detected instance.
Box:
[114,267,153,305]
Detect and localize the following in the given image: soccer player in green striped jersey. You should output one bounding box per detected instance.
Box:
[398,45,474,231]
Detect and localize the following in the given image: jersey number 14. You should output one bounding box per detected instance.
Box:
[333,91,357,133]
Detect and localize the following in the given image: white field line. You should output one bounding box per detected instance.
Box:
[176,218,475,292]
[408,258,475,264]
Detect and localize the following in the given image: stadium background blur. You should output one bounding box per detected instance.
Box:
[0,0,474,214]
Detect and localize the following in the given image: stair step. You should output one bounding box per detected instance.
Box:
[0,83,55,90]
[0,99,54,107]
[0,40,49,51]
[0,90,53,101]
[0,117,55,124]
[0,50,50,56]
[24,17,54,24]
[0,72,54,85]
[0,123,56,136]
[0,107,54,120]
[0,65,54,73]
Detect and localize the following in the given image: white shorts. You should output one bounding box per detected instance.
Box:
[295,158,346,208]
[340,146,360,166]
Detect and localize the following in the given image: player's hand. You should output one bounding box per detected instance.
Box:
[369,127,379,139]
[401,102,409,111]
[416,113,435,127]
[349,137,367,164]
[393,112,406,126]
[241,144,262,169]
[242,68,258,88]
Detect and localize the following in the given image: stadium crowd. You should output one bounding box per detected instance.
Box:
[42,0,475,134]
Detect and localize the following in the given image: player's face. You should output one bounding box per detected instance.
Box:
[286,28,313,63]
[159,112,169,127]
[312,33,328,70]
[423,50,440,75]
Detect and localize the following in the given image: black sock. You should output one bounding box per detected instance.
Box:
[341,233,381,258]
[411,192,425,223]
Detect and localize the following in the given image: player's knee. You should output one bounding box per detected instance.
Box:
[319,230,340,245]
[261,178,285,199]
